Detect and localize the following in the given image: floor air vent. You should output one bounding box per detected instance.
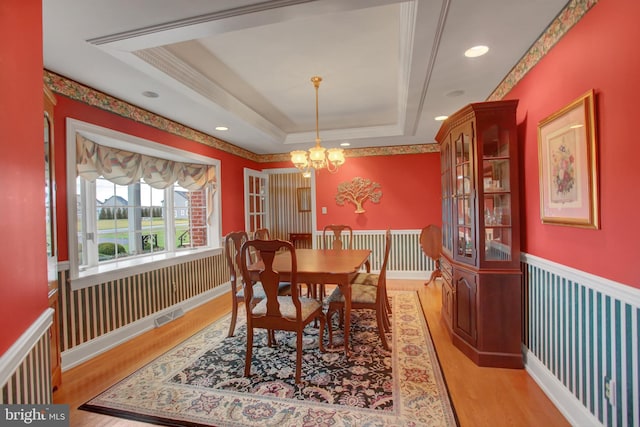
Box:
[154,308,184,328]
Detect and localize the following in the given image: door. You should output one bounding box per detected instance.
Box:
[452,122,477,266]
[453,267,477,346]
[244,169,269,235]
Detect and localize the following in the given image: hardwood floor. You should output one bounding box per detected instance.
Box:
[416,280,569,426]
[53,279,569,426]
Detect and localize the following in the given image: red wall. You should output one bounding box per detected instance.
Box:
[506,0,639,288]
[4,0,633,359]
[52,95,260,260]
[265,152,442,230]
[0,0,47,354]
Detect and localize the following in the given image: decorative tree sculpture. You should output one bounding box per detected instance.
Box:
[335,177,382,213]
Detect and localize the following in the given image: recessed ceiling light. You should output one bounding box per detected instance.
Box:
[215,126,229,131]
[446,90,465,98]
[142,91,159,98]
[435,115,448,121]
[340,142,351,147]
[464,45,489,58]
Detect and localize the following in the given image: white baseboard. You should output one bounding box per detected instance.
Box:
[61,283,230,371]
[524,347,603,427]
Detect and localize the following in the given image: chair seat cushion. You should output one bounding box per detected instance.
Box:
[326,283,376,305]
[237,282,291,299]
[252,296,322,320]
[351,272,379,287]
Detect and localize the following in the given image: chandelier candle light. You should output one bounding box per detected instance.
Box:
[290,76,345,176]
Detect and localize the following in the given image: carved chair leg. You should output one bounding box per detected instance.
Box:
[306,283,316,299]
[244,327,254,377]
[383,286,392,314]
[317,313,326,352]
[376,306,390,350]
[227,302,238,337]
[267,329,277,347]
[326,304,339,347]
[295,330,303,384]
[382,301,391,332]
[318,283,326,300]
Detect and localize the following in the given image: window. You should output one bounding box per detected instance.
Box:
[67,119,221,289]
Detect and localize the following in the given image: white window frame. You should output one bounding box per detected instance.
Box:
[243,168,270,234]
[66,118,222,290]
[77,178,182,266]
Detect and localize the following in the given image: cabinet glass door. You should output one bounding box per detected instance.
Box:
[441,137,453,254]
[454,130,474,263]
[482,125,512,261]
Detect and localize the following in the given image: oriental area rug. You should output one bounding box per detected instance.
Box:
[80,291,457,426]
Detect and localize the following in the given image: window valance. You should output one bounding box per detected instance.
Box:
[76,134,216,190]
[76,134,216,224]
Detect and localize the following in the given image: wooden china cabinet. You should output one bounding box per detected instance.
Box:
[436,99,523,368]
[44,85,62,389]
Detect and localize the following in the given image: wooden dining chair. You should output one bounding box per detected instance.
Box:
[305,224,354,300]
[224,231,290,337]
[420,225,442,286]
[240,239,326,383]
[253,228,270,240]
[325,229,392,350]
[313,224,371,300]
[322,224,353,250]
[251,227,271,264]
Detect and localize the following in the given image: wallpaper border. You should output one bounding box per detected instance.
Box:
[44,0,596,162]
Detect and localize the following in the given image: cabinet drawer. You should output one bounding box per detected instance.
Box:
[440,256,452,282]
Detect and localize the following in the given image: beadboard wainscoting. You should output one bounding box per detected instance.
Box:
[58,253,228,369]
[0,310,53,404]
[521,253,639,427]
[314,229,437,279]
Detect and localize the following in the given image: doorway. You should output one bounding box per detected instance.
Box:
[244,169,269,235]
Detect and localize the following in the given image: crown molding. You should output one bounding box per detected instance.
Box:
[43,0,593,164]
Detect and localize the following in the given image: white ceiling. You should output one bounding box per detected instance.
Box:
[43,0,569,155]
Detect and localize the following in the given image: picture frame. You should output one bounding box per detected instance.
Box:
[537,89,599,228]
[297,187,311,212]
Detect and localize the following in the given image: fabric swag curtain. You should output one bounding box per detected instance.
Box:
[76,134,216,224]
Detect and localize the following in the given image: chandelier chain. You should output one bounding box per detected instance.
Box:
[289,76,345,176]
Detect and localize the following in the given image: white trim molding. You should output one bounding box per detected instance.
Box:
[0,309,53,389]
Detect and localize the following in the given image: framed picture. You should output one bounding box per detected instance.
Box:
[537,89,599,228]
[297,187,311,212]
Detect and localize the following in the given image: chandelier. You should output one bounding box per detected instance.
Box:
[290,76,345,176]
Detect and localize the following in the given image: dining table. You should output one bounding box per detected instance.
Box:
[249,248,371,357]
